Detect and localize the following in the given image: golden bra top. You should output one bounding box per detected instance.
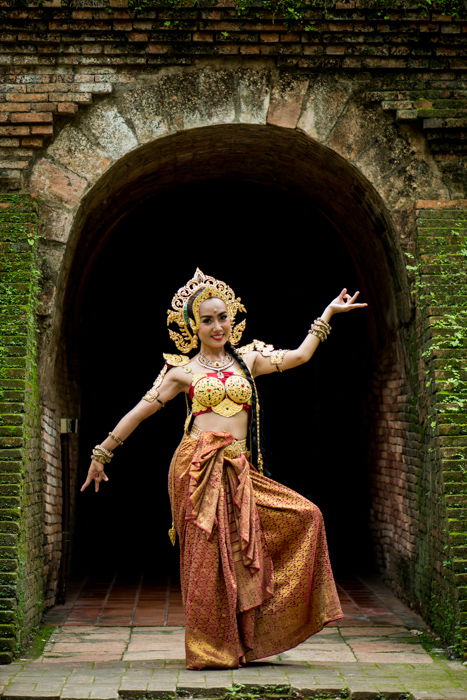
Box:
[142,343,283,414]
[188,371,253,417]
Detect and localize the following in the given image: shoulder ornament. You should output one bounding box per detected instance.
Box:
[236,339,288,372]
[143,363,167,403]
[237,339,275,357]
[142,354,191,403]
[162,353,191,367]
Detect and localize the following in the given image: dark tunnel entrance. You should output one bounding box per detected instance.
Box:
[74,179,373,580]
[55,124,405,604]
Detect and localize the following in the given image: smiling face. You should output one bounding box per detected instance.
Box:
[197,298,231,352]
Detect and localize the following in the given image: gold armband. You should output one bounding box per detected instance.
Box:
[237,339,289,373]
[270,348,289,372]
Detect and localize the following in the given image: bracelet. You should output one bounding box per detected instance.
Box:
[91,445,114,464]
[108,431,124,446]
[308,317,332,342]
[308,327,330,341]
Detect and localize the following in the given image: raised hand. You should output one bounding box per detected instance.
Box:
[327,288,368,314]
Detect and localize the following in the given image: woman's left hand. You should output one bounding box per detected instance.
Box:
[326,288,368,315]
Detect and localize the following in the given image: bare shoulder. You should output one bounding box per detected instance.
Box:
[238,350,258,374]
[164,364,192,391]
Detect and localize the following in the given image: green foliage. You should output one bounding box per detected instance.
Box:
[406,211,467,660]
[15,0,465,21]
[20,624,55,659]
[428,589,465,658]
[0,194,43,656]
[125,0,465,21]
[224,687,350,700]
[225,684,292,700]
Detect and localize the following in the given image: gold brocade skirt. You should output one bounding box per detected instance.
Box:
[168,429,344,670]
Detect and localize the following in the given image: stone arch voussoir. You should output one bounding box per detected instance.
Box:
[30,66,447,231]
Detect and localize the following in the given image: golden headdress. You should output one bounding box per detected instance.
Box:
[167,268,247,353]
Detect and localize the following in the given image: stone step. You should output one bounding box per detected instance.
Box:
[0,687,465,700]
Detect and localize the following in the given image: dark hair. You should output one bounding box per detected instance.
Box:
[225,341,265,473]
[185,290,266,473]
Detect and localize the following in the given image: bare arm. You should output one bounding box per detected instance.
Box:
[252,289,367,377]
[80,367,187,492]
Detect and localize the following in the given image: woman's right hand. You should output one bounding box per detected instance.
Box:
[80,460,109,493]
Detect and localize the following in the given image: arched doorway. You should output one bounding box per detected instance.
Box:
[53,124,405,593]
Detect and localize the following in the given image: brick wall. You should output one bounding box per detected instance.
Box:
[413,203,467,657]
[367,203,466,657]
[41,407,62,609]
[0,193,43,662]
[0,0,465,194]
[369,348,420,576]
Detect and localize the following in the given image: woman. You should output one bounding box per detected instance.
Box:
[81,269,367,670]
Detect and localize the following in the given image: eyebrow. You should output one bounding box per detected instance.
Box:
[200,311,227,319]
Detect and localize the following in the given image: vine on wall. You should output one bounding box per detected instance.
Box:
[405,209,467,659]
[16,0,466,22]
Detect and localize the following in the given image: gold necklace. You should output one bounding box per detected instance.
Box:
[198,352,234,378]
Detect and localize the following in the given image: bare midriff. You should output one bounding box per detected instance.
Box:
[192,409,249,441]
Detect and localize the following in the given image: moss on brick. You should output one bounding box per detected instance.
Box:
[0,194,43,661]
[409,206,467,658]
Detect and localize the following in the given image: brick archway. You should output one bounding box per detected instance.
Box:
[32,65,433,397]
[28,66,442,635]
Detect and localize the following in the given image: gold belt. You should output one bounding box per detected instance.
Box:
[189,424,249,459]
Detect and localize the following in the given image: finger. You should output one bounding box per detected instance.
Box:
[80,478,91,492]
[349,291,360,303]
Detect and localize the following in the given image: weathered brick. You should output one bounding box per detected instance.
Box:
[0,126,30,136]
[30,125,53,134]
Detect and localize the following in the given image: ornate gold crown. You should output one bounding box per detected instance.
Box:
[167,268,247,353]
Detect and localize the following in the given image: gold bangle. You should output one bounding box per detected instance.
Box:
[91,445,114,464]
[108,431,124,446]
[313,317,331,331]
[308,318,331,342]
[308,329,326,341]
[96,445,113,459]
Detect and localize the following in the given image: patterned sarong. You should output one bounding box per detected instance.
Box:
[168,430,344,669]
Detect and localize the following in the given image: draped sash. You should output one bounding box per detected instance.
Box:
[177,432,274,615]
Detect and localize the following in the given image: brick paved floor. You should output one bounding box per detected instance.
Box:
[42,573,430,630]
[0,575,465,700]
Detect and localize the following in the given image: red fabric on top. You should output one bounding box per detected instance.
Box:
[189,371,252,416]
